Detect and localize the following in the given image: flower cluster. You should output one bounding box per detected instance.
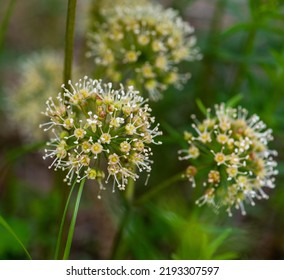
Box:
[89,0,149,29]
[179,103,278,216]
[87,3,201,100]
[40,76,162,196]
[6,51,71,140]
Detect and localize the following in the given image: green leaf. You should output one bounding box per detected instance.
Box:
[0,0,17,50]
[5,142,45,164]
[195,98,208,116]
[213,252,238,260]
[63,178,85,260]
[220,22,255,38]
[54,178,78,260]
[207,228,233,258]
[226,94,243,108]
[0,215,32,259]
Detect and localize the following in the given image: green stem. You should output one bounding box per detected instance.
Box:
[63,178,85,260]
[134,172,184,206]
[54,179,77,260]
[110,204,131,259]
[125,167,136,202]
[4,142,45,165]
[110,169,136,259]
[55,0,77,260]
[0,215,32,260]
[63,0,77,86]
[0,0,17,50]
[0,142,46,196]
[110,172,184,259]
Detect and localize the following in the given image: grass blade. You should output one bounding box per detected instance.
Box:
[63,178,85,260]
[0,215,32,260]
[63,0,77,86]
[54,178,77,260]
[196,98,208,116]
[226,94,243,108]
[0,0,17,50]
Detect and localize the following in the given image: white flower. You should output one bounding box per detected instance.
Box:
[179,103,278,216]
[41,77,162,196]
[6,51,78,141]
[87,3,201,100]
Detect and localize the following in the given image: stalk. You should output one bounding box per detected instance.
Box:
[55,0,78,260]
[0,0,17,50]
[0,215,32,260]
[110,204,131,259]
[134,172,184,206]
[54,179,77,260]
[110,167,136,259]
[63,178,85,260]
[63,0,77,86]
[111,172,184,258]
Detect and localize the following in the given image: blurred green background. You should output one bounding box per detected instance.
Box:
[0,0,284,259]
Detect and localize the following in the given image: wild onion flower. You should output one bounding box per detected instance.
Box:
[40,76,162,196]
[6,51,76,141]
[179,103,278,216]
[87,3,201,100]
[89,0,149,28]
